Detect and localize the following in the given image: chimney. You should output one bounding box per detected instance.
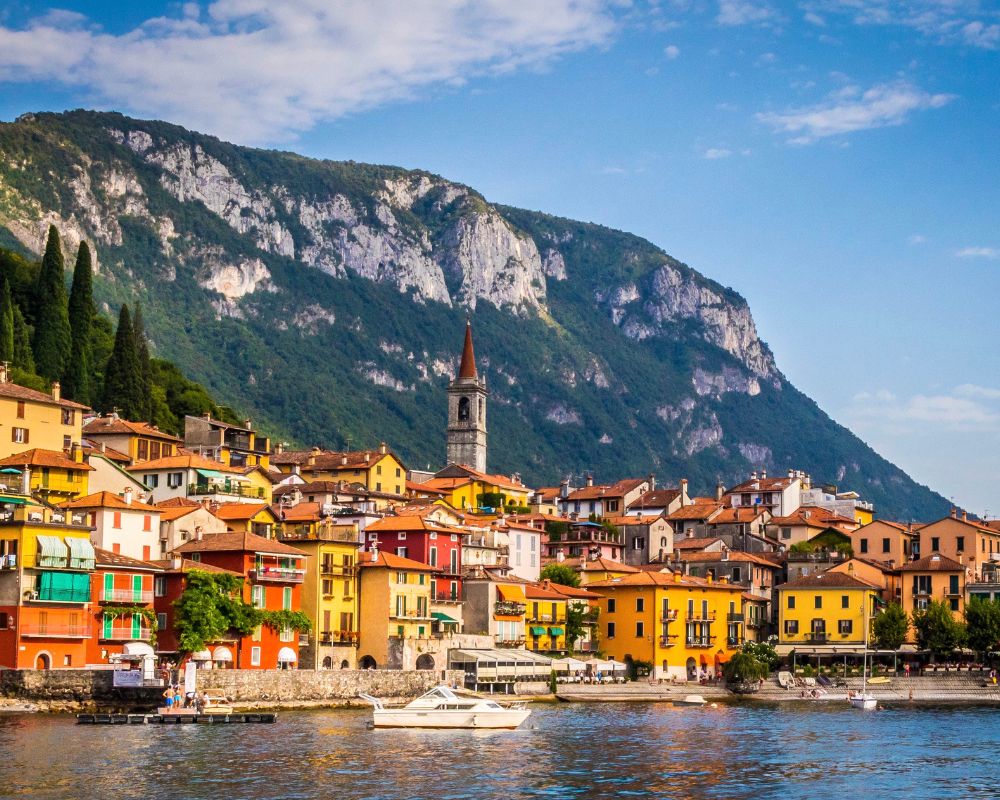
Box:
[51,381,61,402]
[0,362,8,383]
[275,442,284,455]
[560,480,569,499]
[647,473,655,491]
[680,478,688,494]
[171,557,182,570]
[340,455,348,466]
[706,573,713,584]
[99,442,106,453]
[760,469,767,479]
[202,412,211,420]
[586,474,593,488]
[195,525,204,541]
[962,511,968,522]
[71,442,83,463]
[715,481,724,502]
[291,464,300,476]
[308,453,317,467]
[243,418,252,430]
[673,571,680,583]
[556,548,565,562]
[951,508,957,518]
[788,469,794,478]
[379,442,388,455]
[750,471,757,480]
[123,487,133,505]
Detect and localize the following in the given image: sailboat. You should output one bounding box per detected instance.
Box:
[849,595,878,710]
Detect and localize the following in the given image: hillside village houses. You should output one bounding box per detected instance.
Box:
[0,320,990,688]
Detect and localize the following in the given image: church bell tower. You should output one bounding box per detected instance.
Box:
[446,321,488,472]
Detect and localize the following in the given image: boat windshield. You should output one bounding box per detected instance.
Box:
[418,686,460,702]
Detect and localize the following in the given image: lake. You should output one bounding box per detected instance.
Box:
[1,701,998,799]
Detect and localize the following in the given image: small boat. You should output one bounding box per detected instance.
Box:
[158,691,236,716]
[359,686,531,729]
[867,676,891,685]
[849,691,877,710]
[850,600,878,710]
[674,694,707,707]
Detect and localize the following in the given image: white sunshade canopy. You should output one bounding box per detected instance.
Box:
[551,657,588,672]
[122,642,155,657]
[212,646,234,662]
[277,647,297,663]
[191,649,212,661]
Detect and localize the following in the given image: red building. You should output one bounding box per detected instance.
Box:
[365,515,464,601]
[167,532,308,669]
[86,548,160,667]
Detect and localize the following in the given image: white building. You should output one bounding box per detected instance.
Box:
[725,470,805,518]
[60,489,161,562]
[495,522,541,582]
[127,454,253,505]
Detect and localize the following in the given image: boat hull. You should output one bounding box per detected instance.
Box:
[372,708,531,729]
[849,696,877,710]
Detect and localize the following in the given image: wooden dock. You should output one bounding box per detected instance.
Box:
[77,712,277,724]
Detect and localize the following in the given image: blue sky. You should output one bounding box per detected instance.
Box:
[0,1,998,514]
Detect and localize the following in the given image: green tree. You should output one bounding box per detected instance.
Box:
[101,304,144,418]
[565,603,598,652]
[723,651,769,692]
[913,600,966,660]
[31,225,71,382]
[540,563,580,587]
[741,638,780,671]
[172,571,259,654]
[873,602,909,651]
[11,305,34,372]
[63,241,94,404]
[0,274,14,363]
[965,596,1000,656]
[132,302,153,420]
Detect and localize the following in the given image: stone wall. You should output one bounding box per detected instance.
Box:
[0,669,162,707]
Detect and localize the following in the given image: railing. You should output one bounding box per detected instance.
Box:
[100,626,153,641]
[188,483,265,499]
[786,551,848,563]
[727,636,743,647]
[100,588,154,603]
[808,632,828,643]
[320,563,357,576]
[495,601,526,616]
[280,526,359,544]
[250,567,305,583]
[746,619,763,629]
[20,623,91,637]
[390,610,432,620]
[319,631,359,645]
[431,590,462,602]
[727,612,744,623]
[31,589,90,604]
[661,609,678,621]
[495,638,526,648]
[688,611,716,622]
[686,637,714,648]
[25,554,95,571]
[660,635,678,647]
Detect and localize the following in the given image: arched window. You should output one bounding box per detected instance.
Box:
[458,396,470,421]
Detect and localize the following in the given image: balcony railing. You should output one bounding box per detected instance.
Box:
[495,638,526,648]
[280,526,359,544]
[100,626,153,641]
[686,637,714,648]
[30,589,90,604]
[320,563,357,576]
[250,567,305,583]
[808,632,828,643]
[318,631,359,645]
[390,610,432,620]
[100,588,154,603]
[727,612,744,623]
[747,619,763,629]
[26,554,94,571]
[688,611,716,622]
[20,623,91,638]
[661,609,678,621]
[495,601,526,616]
[659,634,678,647]
[727,636,743,647]
[188,483,266,499]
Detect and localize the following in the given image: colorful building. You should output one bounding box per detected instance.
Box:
[559,476,652,518]
[129,454,260,505]
[82,415,182,463]
[0,448,93,502]
[849,520,919,565]
[462,569,529,647]
[918,512,1000,580]
[416,463,532,512]
[271,443,406,498]
[155,499,228,557]
[0,370,87,460]
[587,571,745,681]
[183,414,272,470]
[60,490,160,561]
[898,553,966,625]
[542,520,624,562]
[539,579,601,653]
[212,501,278,538]
[86,548,160,667]
[365,515,464,602]
[775,571,881,657]
[525,582,568,653]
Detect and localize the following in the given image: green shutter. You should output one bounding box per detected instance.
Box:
[283,586,292,610]
[132,574,142,603]
[102,613,113,639]
[103,573,114,601]
[72,573,90,602]
[131,613,141,639]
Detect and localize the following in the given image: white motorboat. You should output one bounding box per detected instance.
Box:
[849,598,878,711]
[674,694,707,707]
[849,692,877,710]
[359,686,531,729]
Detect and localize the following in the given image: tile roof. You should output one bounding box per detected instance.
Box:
[605,515,661,527]
[630,489,681,509]
[566,478,647,501]
[0,380,89,410]
[549,556,640,573]
[278,502,323,523]
[458,320,478,379]
[777,572,880,591]
[667,502,723,521]
[587,571,744,590]
[0,449,94,471]
[127,453,241,473]
[83,416,182,441]
[157,506,201,522]
[726,476,799,493]
[427,465,527,493]
[147,558,242,576]
[94,547,162,570]
[898,553,966,572]
[80,442,133,463]
[525,583,569,600]
[59,491,158,511]
[672,537,724,551]
[174,531,306,556]
[770,506,856,527]
[271,447,398,469]
[366,515,454,534]
[211,502,273,521]
[538,580,601,599]
[677,551,779,567]
[358,550,440,571]
[406,479,450,496]
[155,497,200,508]
[712,507,767,524]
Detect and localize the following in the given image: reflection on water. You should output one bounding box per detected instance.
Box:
[1,701,999,799]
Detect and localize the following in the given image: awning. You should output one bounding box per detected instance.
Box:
[497,584,526,603]
[277,647,297,663]
[123,642,155,657]
[36,535,68,564]
[699,654,708,665]
[431,612,459,625]
[66,536,96,567]
[196,468,228,479]
[191,650,212,660]
[0,495,28,505]
[552,657,587,672]
[549,626,565,636]
[212,646,234,662]
[529,626,547,636]
[715,650,729,665]
[0,468,22,474]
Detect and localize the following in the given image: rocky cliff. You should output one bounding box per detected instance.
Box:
[0,110,948,519]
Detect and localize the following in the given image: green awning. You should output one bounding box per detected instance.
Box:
[549,626,565,636]
[66,537,96,569]
[0,468,22,474]
[0,495,28,505]
[530,626,546,636]
[36,535,68,567]
[432,612,459,624]
[196,469,228,479]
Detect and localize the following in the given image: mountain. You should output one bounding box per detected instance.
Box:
[0,110,947,519]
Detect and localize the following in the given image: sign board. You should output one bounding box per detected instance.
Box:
[184,661,197,695]
[112,669,143,687]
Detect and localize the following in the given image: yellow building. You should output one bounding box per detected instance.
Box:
[0,448,93,502]
[271,444,406,496]
[587,571,744,681]
[525,582,568,653]
[898,553,966,641]
[82,415,182,463]
[418,464,532,511]
[212,502,279,538]
[776,571,881,655]
[183,414,272,470]
[279,517,361,670]
[239,466,275,505]
[0,372,87,460]
[356,550,437,669]
[553,556,640,587]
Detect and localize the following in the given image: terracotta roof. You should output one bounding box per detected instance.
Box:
[427,465,527,493]
[677,551,779,567]
[726,476,799,493]
[174,531,306,557]
[566,478,647,502]
[83,416,182,441]
[630,489,681,509]
[271,447,399,470]
[156,497,200,508]
[59,491,158,512]
[606,515,661,527]
[533,487,562,502]
[667,502,723,521]
[672,537,724,551]
[549,556,640,573]
[0,380,89,410]
[358,550,440,571]
[861,520,914,533]
[458,320,477,379]
[366,515,454,534]
[770,506,856,528]
[538,580,601,599]
[94,547,162,571]
[922,514,994,534]
[898,553,966,572]
[0,449,94,471]
[157,506,201,522]
[212,502,273,522]
[279,502,323,523]
[80,442,132,463]
[712,507,767,524]
[525,583,568,600]
[777,572,880,591]
[148,558,242,576]
[588,571,743,590]
[127,453,241,473]
[406,480,449,496]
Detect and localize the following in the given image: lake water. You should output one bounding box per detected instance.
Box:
[1,701,999,799]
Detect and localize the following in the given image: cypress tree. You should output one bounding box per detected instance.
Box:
[64,242,94,404]
[12,306,34,372]
[102,304,143,418]
[0,274,14,363]
[132,302,153,420]
[32,225,72,382]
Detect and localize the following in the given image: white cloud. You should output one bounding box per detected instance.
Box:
[955,246,999,259]
[755,80,954,143]
[600,165,628,174]
[804,11,826,26]
[664,44,681,59]
[955,384,1000,400]
[847,386,1000,431]
[716,0,775,26]
[703,147,733,159]
[0,1,619,143]
[907,234,927,245]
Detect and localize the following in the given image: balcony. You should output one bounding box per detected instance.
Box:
[188,483,266,500]
[494,601,526,617]
[688,611,716,622]
[29,589,90,604]
[20,623,90,638]
[100,626,153,641]
[686,637,714,648]
[727,636,743,647]
[100,588,154,604]
[318,631,359,645]
[250,567,305,583]
[390,610,432,621]
[320,562,357,576]
[746,619,763,629]
[661,609,678,621]
[727,612,744,623]
[280,526,359,544]
[807,632,828,644]
[659,634,678,648]
[495,638,526,648]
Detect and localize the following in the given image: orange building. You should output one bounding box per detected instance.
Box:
[86,548,160,667]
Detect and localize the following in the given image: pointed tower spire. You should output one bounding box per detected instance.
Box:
[458,319,477,379]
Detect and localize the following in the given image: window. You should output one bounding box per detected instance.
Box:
[838,619,853,634]
[145,474,159,489]
[956,536,965,552]
[0,612,8,629]
[636,621,644,637]
[636,597,645,612]
[156,612,167,631]
[137,440,148,460]
[950,598,959,612]
[632,537,645,550]
[784,620,798,634]
[860,539,868,553]
[396,547,407,559]
[282,587,292,610]
[16,401,24,418]
[376,465,382,475]
[396,571,406,584]
[63,435,72,450]
[154,576,166,597]
[429,532,437,540]
[931,537,940,552]
[143,515,152,532]
[398,532,407,541]
[61,408,74,425]
[781,527,791,540]
[607,622,616,639]
[429,547,438,567]
[112,512,122,529]
[376,482,382,492]
[167,472,183,488]
[250,647,261,666]
[11,427,28,444]
[814,595,822,609]
[787,595,795,609]
[842,595,849,609]
[396,468,401,478]
[322,579,334,596]
[949,575,959,595]
[396,595,407,617]
[279,626,294,642]
[607,598,616,613]
[252,585,265,608]
[732,567,741,582]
